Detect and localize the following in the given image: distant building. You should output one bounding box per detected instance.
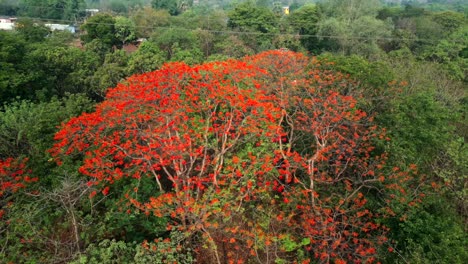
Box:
[0,17,16,30]
[0,17,15,23]
[85,9,100,16]
[45,23,76,33]
[1,17,76,33]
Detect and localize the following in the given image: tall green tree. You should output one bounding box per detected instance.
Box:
[15,18,49,43]
[114,16,137,45]
[227,1,279,51]
[288,4,321,53]
[26,45,100,97]
[126,41,165,74]
[423,26,468,82]
[87,50,129,99]
[0,31,28,102]
[81,13,119,50]
[19,0,85,20]
[151,28,199,60]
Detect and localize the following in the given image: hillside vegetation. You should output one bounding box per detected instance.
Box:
[0,0,466,263]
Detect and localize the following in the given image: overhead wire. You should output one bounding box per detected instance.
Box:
[1,5,466,44]
[0,3,321,27]
[14,17,466,44]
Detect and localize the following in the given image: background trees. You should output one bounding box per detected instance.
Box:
[317,0,393,56]
[227,1,279,51]
[80,13,119,50]
[18,0,86,20]
[130,7,171,38]
[287,4,321,53]
[0,0,19,15]
[114,16,137,45]
[151,0,186,16]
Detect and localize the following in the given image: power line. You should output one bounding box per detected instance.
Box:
[16,16,466,44]
[3,3,465,44]
[0,4,464,30]
[0,4,318,27]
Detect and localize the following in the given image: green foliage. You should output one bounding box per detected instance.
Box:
[84,38,112,60]
[15,18,49,43]
[0,94,92,157]
[19,0,86,20]
[228,2,278,34]
[381,5,467,57]
[130,6,171,38]
[0,95,94,263]
[1,177,90,262]
[378,6,404,20]
[25,45,100,98]
[432,137,467,218]
[46,30,76,46]
[380,92,454,167]
[227,1,279,51]
[72,231,194,264]
[0,94,94,163]
[0,0,19,16]
[109,0,127,13]
[317,53,395,88]
[152,0,189,16]
[0,169,169,263]
[81,13,119,50]
[401,4,428,18]
[313,47,467,263]
[151,28,199,59]
[170,45,204,65]
[72,240,137,264]
[88,0,148,14]
[127,41,165,74]
[288,4,321,53]
[0,31,28,101]
[422,26,468,82]
[214,35,255,58]
[317,0,392,56]
[281,236,310,252]
[315,53,396,115]
[432,11,467,34]
[114,16,137,45]
[0,201,58,263]
[412,16,445,50]
[193,29,217,58]
[88,50,129,99]
[384,196,467,264]
[320,0,382,18]
[400,0,467,13]
[361,51,468,263]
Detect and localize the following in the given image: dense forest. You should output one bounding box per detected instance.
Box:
[0,0,466,263]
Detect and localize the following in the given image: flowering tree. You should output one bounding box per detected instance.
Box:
[52,51,414,263]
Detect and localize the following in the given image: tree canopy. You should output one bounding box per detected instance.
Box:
[51,50,417,263]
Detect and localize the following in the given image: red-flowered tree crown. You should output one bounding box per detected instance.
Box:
[51,50,414,263]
